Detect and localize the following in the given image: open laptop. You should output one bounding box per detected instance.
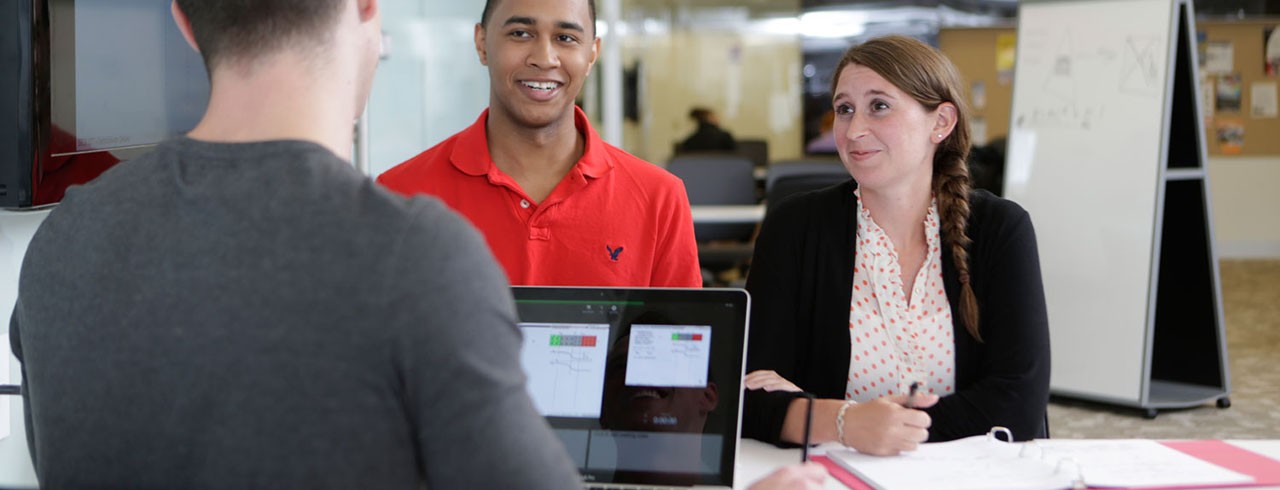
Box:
[512,287,750,489]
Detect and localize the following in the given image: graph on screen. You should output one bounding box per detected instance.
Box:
[625,324,712,388]
[519,322,610,418]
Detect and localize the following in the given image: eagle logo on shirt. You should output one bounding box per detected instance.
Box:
[606,245,624,262]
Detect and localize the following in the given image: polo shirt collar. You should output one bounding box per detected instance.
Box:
[450,111,493,177]
[573,106,613,178]
[449,107,615,179]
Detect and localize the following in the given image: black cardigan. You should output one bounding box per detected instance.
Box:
[742,180,1050,444]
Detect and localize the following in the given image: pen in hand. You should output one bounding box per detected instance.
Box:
[800,392,815,463]
[903,381,920,408]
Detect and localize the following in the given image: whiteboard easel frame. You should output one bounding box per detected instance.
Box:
[1008,0,1230,414]
[1140,0,1232,410]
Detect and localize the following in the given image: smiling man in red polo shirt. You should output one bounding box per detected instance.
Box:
[377,0,700,287]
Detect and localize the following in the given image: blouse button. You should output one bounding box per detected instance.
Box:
[520,199,531,209]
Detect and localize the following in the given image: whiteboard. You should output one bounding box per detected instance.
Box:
[1005,0,1177,402]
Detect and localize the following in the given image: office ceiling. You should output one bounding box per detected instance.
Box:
[803,0,1015,15]
[1195,0,1280,16]
[621,0,1280,19]
[620,0,1018,18]
[622,0,800,18]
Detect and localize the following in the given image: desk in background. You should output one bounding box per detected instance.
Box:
[690,205,765,225]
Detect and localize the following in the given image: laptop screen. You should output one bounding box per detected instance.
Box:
[512,287,749,488]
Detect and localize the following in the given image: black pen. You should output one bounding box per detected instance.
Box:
[903,381,920,408]
[800,392,815,462]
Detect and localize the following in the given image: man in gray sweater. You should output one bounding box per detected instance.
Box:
[8,0,581,488]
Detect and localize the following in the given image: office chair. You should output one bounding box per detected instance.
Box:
[667,155,758,240]
[765,159,851,214]
[735,139,769,169]
[666,155,758,286]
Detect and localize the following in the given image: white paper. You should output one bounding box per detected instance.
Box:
[971,117,989,146]
[1250,81,1278,118]
[1203,41,1234,74]
[1201,75,1215,117]
[827,436,1073,490]
[971,81,987,110]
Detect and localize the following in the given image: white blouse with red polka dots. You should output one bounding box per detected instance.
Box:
[846,190,956,402]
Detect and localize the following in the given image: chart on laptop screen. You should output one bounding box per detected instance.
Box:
[519,323,610,418]
[625,324,712,388]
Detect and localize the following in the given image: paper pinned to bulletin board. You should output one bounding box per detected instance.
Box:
[1204,40,1235,74]
[995,33,1016,86]
[1252,82,1278,118]
[971,116,988,146]
[1201,75,1215,119]
[971,81,987,110]
[1215,118,1244,155]
[1217,73,1243,112]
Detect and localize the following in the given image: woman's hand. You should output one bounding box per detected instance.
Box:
[744,370,803,393]
[748,462,827,490]
[841,393,939,456]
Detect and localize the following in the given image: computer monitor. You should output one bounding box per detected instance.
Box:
[2,0,209,208]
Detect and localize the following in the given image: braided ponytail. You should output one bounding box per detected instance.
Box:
[934,145,981,342]
[835,35,982,341]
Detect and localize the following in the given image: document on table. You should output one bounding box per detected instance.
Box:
[827,435,1074,490]
[825,431,1256,490]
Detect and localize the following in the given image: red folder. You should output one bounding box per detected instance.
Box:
[813,440,1280,490]
[811,454,873,490]
[1154,441,1280,489]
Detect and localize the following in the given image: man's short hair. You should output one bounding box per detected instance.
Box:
[689,108,713,123]
[175,0,346,70]
[480,0,598,37]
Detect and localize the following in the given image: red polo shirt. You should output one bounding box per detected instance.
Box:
[377,108,701,287]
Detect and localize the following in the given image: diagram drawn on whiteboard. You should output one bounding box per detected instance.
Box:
[1043,30,1077,102]
[1016,28,1133,131]
[1120,36,1163,96]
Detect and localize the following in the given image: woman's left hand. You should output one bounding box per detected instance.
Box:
[744,370,803,392]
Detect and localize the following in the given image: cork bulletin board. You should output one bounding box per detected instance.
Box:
[942,20,1280,156]
[938,26,1017,146]
[1198,20,1280,156]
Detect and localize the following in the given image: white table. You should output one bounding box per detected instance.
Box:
[690,205,765,225]
[734,438,1280,490]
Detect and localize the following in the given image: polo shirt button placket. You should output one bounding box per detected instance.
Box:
[529,212,550,240]
[526,201,551,241]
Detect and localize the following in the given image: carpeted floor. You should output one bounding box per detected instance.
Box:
[1048,260,1280,439]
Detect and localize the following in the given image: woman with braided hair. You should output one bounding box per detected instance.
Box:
[741,36,1050,456]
